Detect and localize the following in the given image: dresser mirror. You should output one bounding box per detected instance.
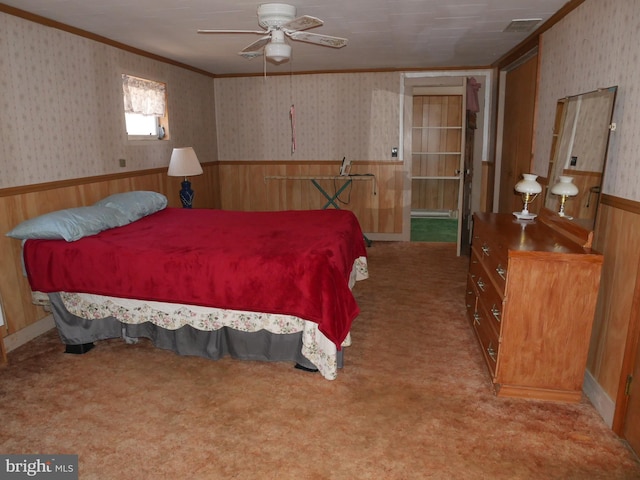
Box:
[543,86,617,233]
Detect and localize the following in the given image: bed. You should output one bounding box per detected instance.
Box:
[9,192,368,380]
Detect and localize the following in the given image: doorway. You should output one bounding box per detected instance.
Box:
[401,71,491,255]
[408,87,465,249]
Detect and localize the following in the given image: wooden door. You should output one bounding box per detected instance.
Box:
[498,55,538,214]
[624,335,640,454]
[410,93,465,252]
[411,95,463,214]
[620,266,640,454]
[460,111,476,256]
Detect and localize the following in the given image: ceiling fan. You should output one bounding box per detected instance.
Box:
[197,3,348,64]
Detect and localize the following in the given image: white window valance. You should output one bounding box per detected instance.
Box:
[122,74,166,116]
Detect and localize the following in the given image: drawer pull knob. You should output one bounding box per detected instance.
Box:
[487,343,497,362]
[473,312,481,326]
[491,305,501,322]
[476,278,485,291]
[481,244,490,256]
[496,264,506,280]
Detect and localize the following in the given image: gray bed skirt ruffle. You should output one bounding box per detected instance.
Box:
[48,293,341,371]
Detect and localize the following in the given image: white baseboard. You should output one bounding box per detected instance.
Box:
[4,315,55,353]
[584,369,615,428]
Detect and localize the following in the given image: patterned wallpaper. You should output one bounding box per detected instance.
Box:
[0,12,217,189]
[534,0,640,202]
[214,72,400,161]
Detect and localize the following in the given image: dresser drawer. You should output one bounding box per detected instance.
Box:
[476,277,504,333]
[469,251,502,327]
[470,301,499,378]
[472,221,508,293]
[465,274,477,320]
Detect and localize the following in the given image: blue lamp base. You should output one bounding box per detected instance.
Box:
[179,179,195,208]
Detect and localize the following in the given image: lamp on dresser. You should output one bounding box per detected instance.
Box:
[168,147,203,208]
[550,176,579,218]
[513,173,542,220]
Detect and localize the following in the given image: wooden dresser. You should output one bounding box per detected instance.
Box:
[466,212,604,402]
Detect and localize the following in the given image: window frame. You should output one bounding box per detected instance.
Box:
[121,74,170,142]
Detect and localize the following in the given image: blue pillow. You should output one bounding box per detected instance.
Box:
[6,206,129,242]
[94,191,167,222]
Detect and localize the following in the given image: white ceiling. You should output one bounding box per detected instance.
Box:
[3,0,570,76]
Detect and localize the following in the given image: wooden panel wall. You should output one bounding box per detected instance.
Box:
[0,165,218,343]
[589,200,640,399]
[217,161,404,235]
[498,55,538,214]
[480,161,495,212]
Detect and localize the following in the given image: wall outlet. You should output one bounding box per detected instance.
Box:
[391,147,398,158]
[119,158,126,167]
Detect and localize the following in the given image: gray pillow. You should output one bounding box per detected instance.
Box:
[94,191,167,222]
[6,206,130,242]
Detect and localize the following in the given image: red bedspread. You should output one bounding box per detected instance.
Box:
[23,208,367,347]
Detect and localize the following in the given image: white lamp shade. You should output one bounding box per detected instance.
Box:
[514,174,542,194]
[265,42,291,63]
[550,176,579,196]
[168,147,203,177]
[265,30,291,63]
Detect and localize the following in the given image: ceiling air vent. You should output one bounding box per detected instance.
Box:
[503,18,542,33]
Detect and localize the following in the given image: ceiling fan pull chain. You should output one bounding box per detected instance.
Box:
[290,104,296,154]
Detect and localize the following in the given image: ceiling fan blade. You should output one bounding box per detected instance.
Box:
[197,29,266,35]
[281,15,323,32]
[239,51,263,60]
[288,31,348,48]
[240,35,271,53]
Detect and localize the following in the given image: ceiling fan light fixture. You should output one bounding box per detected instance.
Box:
[265,42,291,63]
[198,3,346,65]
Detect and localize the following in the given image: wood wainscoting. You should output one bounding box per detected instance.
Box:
[217,160,405,238]
[588,195,640,439]
[0,165,218,358]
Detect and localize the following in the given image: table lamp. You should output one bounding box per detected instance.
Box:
[513,173,542,220]
[550,175,579,218]
[168,147,203,208]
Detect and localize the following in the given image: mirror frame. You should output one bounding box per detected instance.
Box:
[539,86,617,248]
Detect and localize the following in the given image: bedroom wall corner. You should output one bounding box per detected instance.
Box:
[531,0,640,435]
[0,8,220,343]
[0,10,218,191]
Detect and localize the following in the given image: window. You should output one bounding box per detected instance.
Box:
[122,74,169,140]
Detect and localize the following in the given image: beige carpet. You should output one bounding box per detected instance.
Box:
[1,242,639,479]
